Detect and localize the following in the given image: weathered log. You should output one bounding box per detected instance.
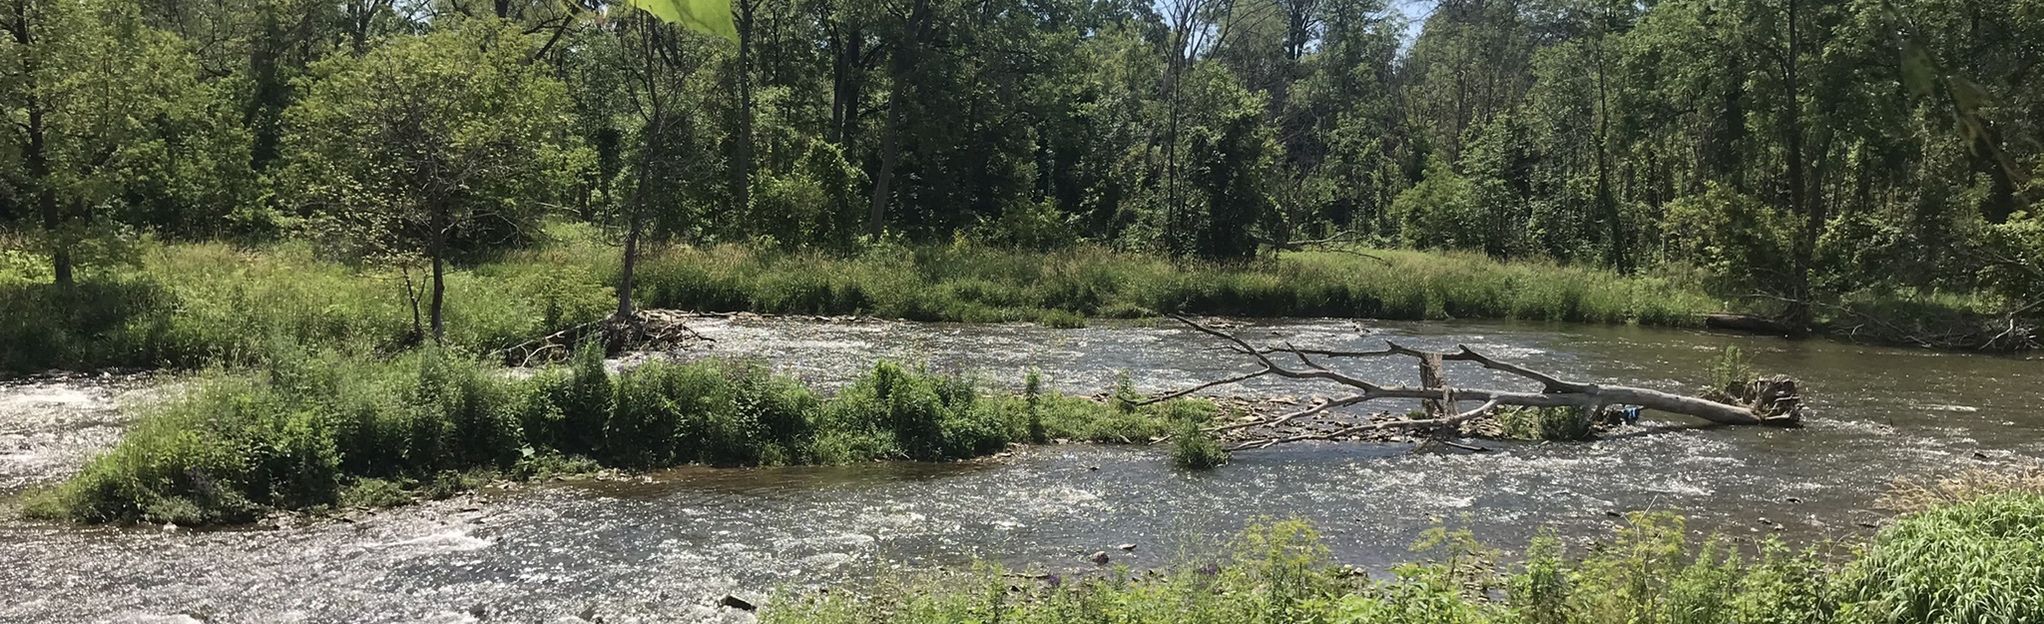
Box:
[1704,313,1798,336]
[1143,316,1803,448]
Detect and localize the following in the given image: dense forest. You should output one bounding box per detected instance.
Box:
[1,0,2040,332]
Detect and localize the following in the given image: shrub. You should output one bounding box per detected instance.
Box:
[1171,421,1228,470]
[1024,370,1048,444]
[339,479,412,508]
[1493,406,1596,441]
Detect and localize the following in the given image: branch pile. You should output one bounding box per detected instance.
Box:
[1141,316,1804,451]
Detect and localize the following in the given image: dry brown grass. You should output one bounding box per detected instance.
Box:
[1880,461,2044,513]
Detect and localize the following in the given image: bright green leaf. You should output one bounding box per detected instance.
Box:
[622,0,737,43]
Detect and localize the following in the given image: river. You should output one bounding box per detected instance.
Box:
[2,315,2039,623]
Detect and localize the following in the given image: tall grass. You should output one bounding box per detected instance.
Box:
[25,346,1210,525]
[4,228,2017,376]
[767,494,2044,624]
[0,230,1756,377]
[631,243,1719,326]
[0,236,614,374]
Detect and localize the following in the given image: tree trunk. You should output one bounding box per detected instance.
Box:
[12,0,65,286]
[1418,351,1447,418]
[1150,316,1807,436]
[429,253,446,343]
[616,14,666,322]
[1779,0,1814,332]
[618,211,643,319]
[1592,27,1626,273]
[827,20,863,146]
[731,1,755,217]
[868,0,930,239]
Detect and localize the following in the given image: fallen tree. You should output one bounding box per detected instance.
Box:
[1140,316,1803,451]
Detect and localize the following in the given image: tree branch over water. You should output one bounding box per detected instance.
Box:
[1149,316,1804,451]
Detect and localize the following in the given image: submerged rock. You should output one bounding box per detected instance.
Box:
[720,594,756,612]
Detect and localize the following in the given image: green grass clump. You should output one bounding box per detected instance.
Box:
[1493,406,1597,442]
[1836,493,2044,623]
[767,494,2044,624]
[1171,422,1228,470]
[30,346,1210,525]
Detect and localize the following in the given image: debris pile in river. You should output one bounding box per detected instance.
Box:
[1143,316,1806,453]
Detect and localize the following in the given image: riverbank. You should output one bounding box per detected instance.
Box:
[1,228,1724,376]
[5,229,2023,377]
[767,489,2044,624]
[5,314,2041,622]
[21,345,1214,525]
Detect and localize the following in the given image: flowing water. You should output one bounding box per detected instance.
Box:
[3,316,2041,623]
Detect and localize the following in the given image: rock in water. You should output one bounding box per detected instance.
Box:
[1117,543,1136,551]
[720,594,757,612]
[1088,551,1111,565]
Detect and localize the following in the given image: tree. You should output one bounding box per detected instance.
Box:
[1158,0,1241,256]
[865,0,935,238]
[280,21,581,341]
[0,0,237,284]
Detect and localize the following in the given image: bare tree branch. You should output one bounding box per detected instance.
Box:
[1151,315,1804,451]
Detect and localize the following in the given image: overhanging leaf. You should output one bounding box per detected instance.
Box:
[624,0,737,43]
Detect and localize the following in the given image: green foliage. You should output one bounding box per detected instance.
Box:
[35,347,1210,523]
[0,238,614,375]
[823,362,1006,461]
[1171,422,1228,470]
[768,496,2044,624]
[1710,346,1755,396]
[277,20,584,338]
[2,233,1735,376]
[1393,158,1484,251]
[1836,494,2044,624]
[1661,185,1799,292]
[0,0,253,281]
[1493,406,1596,442]
[1023,369,1047,444]
[1982,212,2044,306]
[630,241,1715,327]
[623,0,737,42]
[2,0,2039,346]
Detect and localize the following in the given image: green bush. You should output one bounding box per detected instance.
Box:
[1171,422,1228,470]
[826,362,1008,461]
[1493,406,1596,442]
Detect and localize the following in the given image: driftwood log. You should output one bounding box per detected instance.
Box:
[1143,316,1803,450]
